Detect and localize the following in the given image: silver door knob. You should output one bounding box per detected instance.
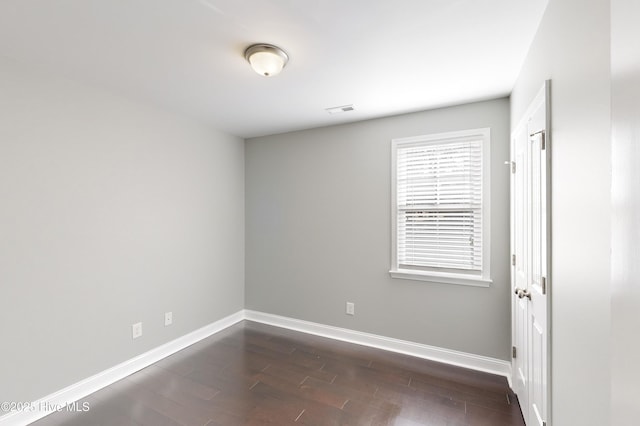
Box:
[517,289,532,300]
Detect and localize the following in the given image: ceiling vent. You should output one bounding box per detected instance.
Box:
[325,104,355,114]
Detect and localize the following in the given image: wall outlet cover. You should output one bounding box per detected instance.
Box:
[346,302,355,316]
[132,322,142,339]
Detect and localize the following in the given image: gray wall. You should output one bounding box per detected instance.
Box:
[611,0,640,423]
[246,98,511,360]
[510,0,611,424]
[0,63,245,403]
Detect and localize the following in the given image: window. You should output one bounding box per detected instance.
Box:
[390,128,491,286]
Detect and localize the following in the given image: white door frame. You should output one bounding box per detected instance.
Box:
[510,80,552,426]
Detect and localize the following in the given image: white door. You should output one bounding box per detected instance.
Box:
[511,81,550,426]
[511,123,529,421]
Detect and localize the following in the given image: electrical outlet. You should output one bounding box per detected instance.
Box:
[346,302,355,316]
[164,311,173,326]
[132,322,142,339]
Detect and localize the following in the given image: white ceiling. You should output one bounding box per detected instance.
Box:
[0,0,548,138]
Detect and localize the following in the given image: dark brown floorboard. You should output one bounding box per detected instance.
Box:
[32,320,525,425]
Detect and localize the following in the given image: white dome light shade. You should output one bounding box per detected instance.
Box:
[244,44,289,77]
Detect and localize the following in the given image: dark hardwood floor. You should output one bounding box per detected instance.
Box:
[32,321,525,425]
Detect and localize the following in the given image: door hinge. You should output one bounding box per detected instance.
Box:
[542,276,547,295]
[511,254,516,266]
[511,161,516,174]
[512,346,517,358]
[530,129,546,150]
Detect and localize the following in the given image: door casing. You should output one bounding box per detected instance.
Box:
[510,80,552,426]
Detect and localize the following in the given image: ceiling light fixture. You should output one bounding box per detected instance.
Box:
[244,43,289,77]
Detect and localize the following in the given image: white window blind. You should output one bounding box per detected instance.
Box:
[391,128,490,285]
[397,139,482,271]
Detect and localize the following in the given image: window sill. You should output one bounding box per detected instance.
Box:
[389,269,492,287]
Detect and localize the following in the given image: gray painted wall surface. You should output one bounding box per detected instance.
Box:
[0,63,245,403]
[510,0,611,424]
[611,0,640,423]
[246,98,511,360]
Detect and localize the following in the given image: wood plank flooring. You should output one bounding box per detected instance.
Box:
[32,321,525,425]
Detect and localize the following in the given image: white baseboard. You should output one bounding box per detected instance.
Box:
[245,310,512,384]
[2,309,512,425]
[0,310,245,426]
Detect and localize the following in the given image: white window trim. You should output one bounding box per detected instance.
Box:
[389,128,492,287]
